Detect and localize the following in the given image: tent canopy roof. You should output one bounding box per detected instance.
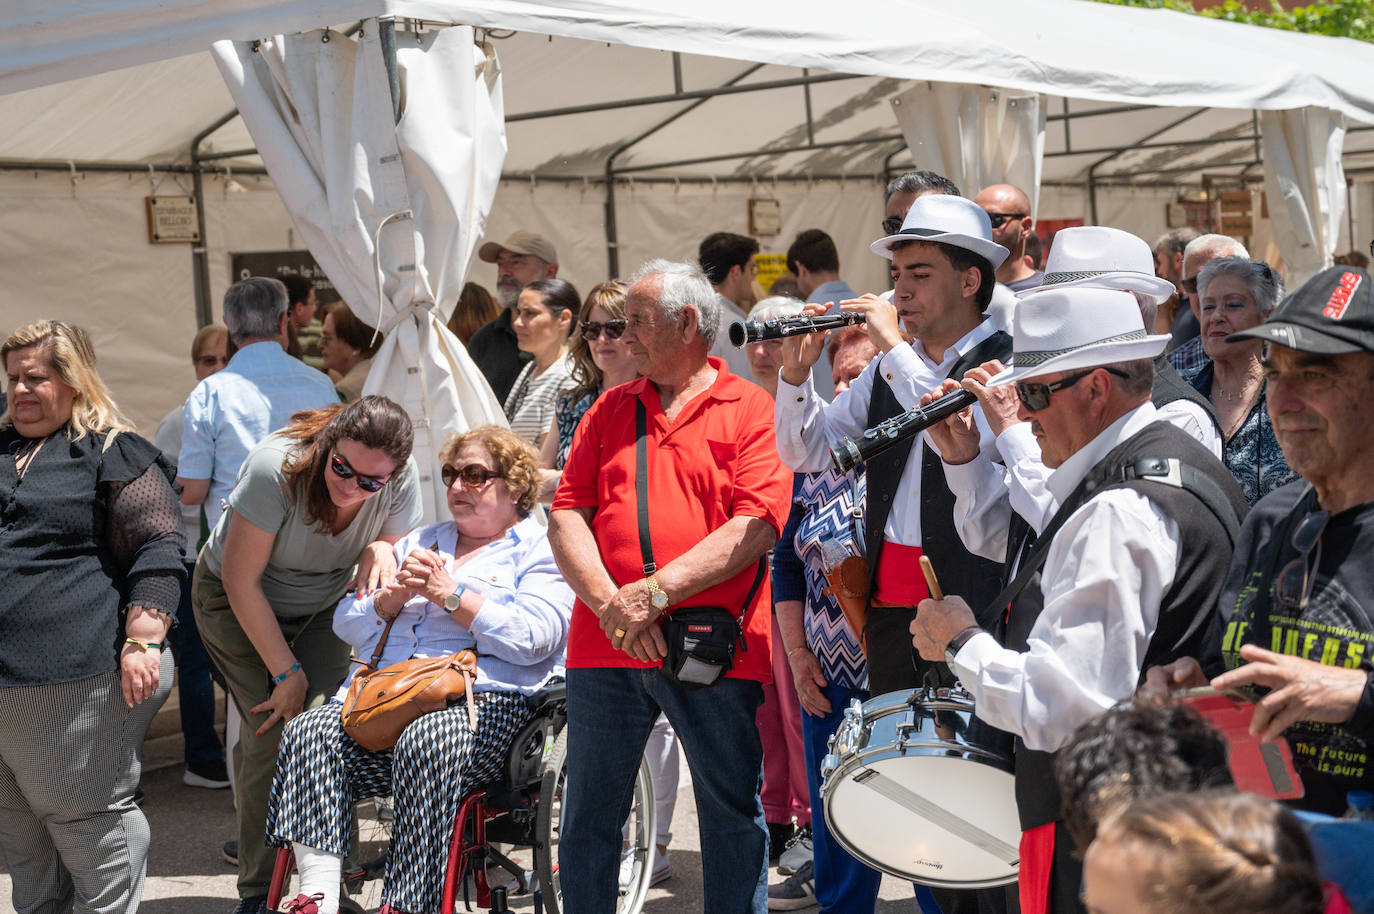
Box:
[4,0,1374,187]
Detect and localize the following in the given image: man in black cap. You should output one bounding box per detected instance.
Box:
[1145,265,1374,817]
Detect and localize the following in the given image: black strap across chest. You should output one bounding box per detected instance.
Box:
[634,400,765,618]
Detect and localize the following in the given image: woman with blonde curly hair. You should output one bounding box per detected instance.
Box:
[1,319,185,914]
[1083,790,1344,914]
[265,425,573,914]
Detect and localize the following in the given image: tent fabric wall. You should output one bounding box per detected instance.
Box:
[1261,106,1349,285]
[214,22,509,522]
[890,82,1046,218]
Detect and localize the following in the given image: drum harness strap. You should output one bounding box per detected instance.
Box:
[976,453,1244,633]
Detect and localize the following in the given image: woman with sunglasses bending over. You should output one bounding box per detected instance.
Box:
[267,425,572,914]
[192,396,421,912]
[537,280,638,499]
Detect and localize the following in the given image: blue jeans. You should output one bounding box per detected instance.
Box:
[174,561,224,767]
[561,667,768,914]
[803,681,943,914]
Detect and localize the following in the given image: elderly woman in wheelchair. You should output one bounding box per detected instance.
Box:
[266,426,573,914]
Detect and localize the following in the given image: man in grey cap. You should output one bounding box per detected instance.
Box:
[468,229,560,401]
[1144,265,1374,820]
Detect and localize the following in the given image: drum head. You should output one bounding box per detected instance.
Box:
[825,753,1019,888]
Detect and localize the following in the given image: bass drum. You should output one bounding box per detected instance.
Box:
[820,687,1019,889]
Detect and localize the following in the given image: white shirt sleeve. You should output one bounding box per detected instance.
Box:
[996,424,1056,535]
[950,488,1180,752]
[177,385,215,480]
[943,453,1014,563]
[774,357,880,473]
[1155,399,1223,459]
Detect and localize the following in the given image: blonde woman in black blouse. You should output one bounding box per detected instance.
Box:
[0,320,185,914]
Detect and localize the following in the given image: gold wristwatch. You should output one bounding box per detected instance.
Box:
[646,574,670,613]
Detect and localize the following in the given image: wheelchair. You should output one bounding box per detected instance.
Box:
[266,681,656,913]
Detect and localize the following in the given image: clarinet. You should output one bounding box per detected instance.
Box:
[830,390,977,473]
[728,311,866,347]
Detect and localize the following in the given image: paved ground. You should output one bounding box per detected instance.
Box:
[0,686,925,913]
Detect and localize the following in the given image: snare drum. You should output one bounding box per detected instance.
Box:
[820,687,1018,888]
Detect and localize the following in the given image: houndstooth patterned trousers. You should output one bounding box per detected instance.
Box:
[266,691,530,913]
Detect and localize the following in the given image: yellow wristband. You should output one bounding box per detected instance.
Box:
[125,638,163,651]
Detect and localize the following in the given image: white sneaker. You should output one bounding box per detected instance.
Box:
[777,827,813,877]
[618,844,671,890]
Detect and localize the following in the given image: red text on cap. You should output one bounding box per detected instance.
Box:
[1323,272,1363,320]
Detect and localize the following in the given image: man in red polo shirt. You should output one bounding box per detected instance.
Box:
[550,258,792,914]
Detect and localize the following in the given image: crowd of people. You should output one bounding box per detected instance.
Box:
[2,166,1373,914]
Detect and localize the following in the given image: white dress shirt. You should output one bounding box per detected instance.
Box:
[775,318,1001,548]
[332,517,573,698]
[948,403,1181,752]
[708,292,755,384]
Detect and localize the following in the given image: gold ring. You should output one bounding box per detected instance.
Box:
[613,628,627,639]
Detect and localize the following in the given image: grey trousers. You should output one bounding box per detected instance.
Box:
[0,649,173,914]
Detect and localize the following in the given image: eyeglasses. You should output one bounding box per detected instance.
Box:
[881,216,904,235]
[441,462,503,490]
[1275,508,1329,610]
[985,213,1027,229]
[579,319,627,341]
[1015,366,1129,412]
[329,451,390,493]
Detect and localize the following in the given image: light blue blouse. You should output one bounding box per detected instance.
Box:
[332,516,573,698]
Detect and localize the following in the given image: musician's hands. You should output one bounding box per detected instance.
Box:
[960,360,1023,437]
[911,595,978,662]
[920,379,981,465]
[779,303,830,387]
[839,294,904,354]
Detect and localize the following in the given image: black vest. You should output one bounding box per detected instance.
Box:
[862,330,1014,620]
[1152,354,1223,441]
[997,421,1248,831]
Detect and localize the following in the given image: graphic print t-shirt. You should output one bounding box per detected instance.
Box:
[1218,480,1374,814]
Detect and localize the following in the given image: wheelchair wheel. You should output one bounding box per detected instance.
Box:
[534,728,655,914]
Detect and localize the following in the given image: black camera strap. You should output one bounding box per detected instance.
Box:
[635,399,764,629]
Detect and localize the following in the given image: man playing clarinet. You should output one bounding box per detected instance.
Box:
[773,192,1014,914]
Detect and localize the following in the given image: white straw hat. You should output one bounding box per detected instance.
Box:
[871,194,1009,269]
[988,286,1172,386]
[1021,225,1176,304]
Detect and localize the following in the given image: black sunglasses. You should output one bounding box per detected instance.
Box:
[881,216,904,235]
[1275,508,1330,610]
[1015,366,1129,412]
[580,319,627,341]
[985,212,1026,229]
[441,462,503,490]
[329,451,390,493]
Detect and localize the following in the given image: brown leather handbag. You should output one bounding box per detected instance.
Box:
[822,555,870,654]
[341,614,479,752]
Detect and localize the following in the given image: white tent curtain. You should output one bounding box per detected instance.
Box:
[890,81,1047,217]
[212,21,508,522]
[1260,106,1348,285]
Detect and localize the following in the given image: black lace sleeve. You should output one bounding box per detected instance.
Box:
[106,458,186,622]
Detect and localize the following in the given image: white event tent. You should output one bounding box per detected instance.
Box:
[3,0,1374,517]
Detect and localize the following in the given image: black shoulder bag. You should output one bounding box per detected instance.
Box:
[636,400,764,688]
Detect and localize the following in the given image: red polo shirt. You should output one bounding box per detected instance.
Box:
[552,358,792,682]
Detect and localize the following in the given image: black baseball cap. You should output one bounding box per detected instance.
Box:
[1228,265,1374,355]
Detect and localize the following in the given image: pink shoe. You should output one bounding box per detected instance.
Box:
[378,905,411,914]
[283,894,325,914]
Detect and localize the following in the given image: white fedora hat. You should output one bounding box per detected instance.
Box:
[871,194,1009,269]
[988,286,1172,386]
[1021,225,1176,304]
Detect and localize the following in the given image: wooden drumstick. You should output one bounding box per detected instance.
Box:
[919,555,944,600]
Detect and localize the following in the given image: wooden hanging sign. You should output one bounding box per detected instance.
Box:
[146,195,201,244]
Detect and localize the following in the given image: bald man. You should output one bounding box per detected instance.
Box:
[974,184,1043,292]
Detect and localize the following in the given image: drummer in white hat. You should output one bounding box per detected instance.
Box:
[910,285,1248,914]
